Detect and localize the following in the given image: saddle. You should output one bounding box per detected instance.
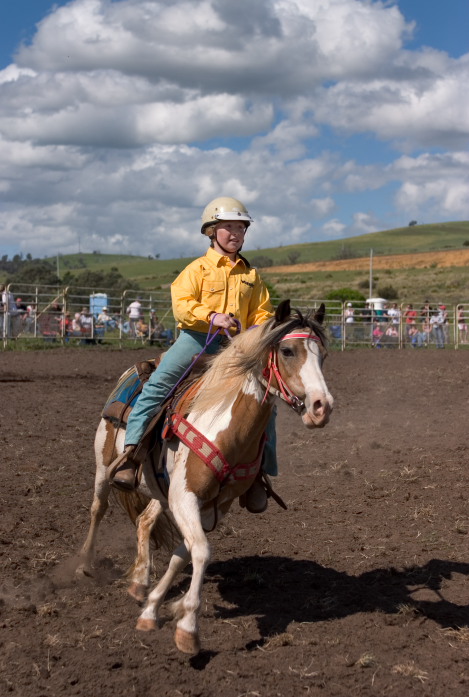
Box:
[102,354,213,428]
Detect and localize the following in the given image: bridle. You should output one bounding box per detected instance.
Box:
[261,331,322,414]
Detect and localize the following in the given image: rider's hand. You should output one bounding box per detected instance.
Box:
[210,313,238,330]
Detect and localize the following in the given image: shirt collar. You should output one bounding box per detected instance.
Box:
[206,246,246,268]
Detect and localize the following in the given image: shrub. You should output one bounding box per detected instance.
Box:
[333,245,359,260]
[376,284,399,300]
[250,255,273,268]
[326,288,366,303]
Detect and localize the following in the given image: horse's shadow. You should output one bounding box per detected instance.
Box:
[203,556,469,645]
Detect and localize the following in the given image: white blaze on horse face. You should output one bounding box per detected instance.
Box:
[299,340,334,428]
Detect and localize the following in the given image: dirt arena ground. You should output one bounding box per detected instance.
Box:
[1,346,468,697]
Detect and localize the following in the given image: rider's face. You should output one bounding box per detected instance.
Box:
[213,221,247,255]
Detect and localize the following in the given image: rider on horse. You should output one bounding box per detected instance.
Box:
[110,196,278,512]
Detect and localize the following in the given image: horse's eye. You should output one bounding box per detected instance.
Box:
[280,346,294,358]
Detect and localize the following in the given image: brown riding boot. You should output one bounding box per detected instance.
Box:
[110,446,140,492]
[240,476,268,514]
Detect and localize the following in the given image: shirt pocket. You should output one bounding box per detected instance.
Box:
[200,279,225,312]
[238,275,255,301]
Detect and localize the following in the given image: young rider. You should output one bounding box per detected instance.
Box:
[111,196,277,512]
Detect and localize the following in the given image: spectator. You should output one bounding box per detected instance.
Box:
[419,300,433,324]
[97,306,117,330]
[403,303,418,342]
[457,305,468,344]
[71,312,82,337]
[344,302,355,341]
[408,325,426,348]
[372,321,384,348]
[60,311,73,338]
[1,285,20,337]
[149,310,174,346]
[359,302,373,342]
[383,323,399,348]
[430,305,446,349]
[135,315,149,339]
[25,304,37,334]
[126,298,142,337]
[421,320,432,346]
[387,302,401,326]
[79,308,95,344]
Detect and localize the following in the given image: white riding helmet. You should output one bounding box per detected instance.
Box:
[200,196,253,234]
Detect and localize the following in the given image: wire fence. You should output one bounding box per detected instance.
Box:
[1,282,468,350]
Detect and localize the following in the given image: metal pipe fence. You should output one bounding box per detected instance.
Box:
[1,282,468,350]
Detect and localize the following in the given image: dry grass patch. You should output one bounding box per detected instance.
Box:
[442,627,469,646]
[391,661,429,682]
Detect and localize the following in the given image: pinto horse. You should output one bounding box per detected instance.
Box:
[77,300,333,654]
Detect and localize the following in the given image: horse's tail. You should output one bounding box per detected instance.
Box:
[112,489,181,554]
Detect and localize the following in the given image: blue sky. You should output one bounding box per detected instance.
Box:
[0,0,468,259]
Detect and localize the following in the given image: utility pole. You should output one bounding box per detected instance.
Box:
[369,248,373,298]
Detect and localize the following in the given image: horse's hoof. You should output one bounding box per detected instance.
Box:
[135,617,157,632]
[128,582,147,604]
[174,628,200,655]
[75,563,93,578]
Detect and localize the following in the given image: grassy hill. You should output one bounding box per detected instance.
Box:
[47,221,469,289]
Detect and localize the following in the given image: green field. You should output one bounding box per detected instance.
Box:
[38,220,469,303]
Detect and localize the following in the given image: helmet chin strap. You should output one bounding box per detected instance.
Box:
[212,231,242,257]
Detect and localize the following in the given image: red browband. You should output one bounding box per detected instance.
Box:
[281,332,321,342]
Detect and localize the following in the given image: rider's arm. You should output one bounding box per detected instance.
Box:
[246,272,274,327]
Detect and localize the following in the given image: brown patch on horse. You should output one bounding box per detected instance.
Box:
[276,340,309,396]
[184,391,269,502]
[185,450,221,501]
[102,419,119,466]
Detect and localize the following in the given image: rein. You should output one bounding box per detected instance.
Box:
[261,332,321,414]
[163,314,241,403]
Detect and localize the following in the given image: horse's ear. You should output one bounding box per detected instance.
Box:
[275,299,291,324]
[314,303,325,325]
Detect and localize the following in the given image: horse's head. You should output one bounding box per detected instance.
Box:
[268,300,334,428]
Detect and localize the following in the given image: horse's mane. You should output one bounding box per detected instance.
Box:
[189,308,326,416]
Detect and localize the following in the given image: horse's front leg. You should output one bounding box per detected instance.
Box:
[127,498,163,603]
[168,486,211,655]
[136,540,190,631]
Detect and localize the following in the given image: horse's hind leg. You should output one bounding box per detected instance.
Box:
[136,541,190,632]
[127,498,163,603]
[76,471,110,577]
[76,419,121,576]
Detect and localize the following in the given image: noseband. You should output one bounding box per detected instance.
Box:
[261,332,322,413]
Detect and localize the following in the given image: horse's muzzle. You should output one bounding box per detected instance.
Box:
[301,396,333,428]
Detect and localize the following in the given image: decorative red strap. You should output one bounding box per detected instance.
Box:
[281,332,321,342]
[166,413,264,483]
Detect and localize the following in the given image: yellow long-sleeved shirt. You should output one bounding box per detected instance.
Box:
[171,247,273,333]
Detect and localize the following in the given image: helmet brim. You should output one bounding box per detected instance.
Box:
[213,212,253,223]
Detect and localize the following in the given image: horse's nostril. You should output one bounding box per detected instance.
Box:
[313,400,324,414]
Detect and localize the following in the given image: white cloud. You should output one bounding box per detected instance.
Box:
[321,219,347,238]
[0,0,467,258]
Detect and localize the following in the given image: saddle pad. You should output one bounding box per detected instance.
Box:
[101,360,158,419]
